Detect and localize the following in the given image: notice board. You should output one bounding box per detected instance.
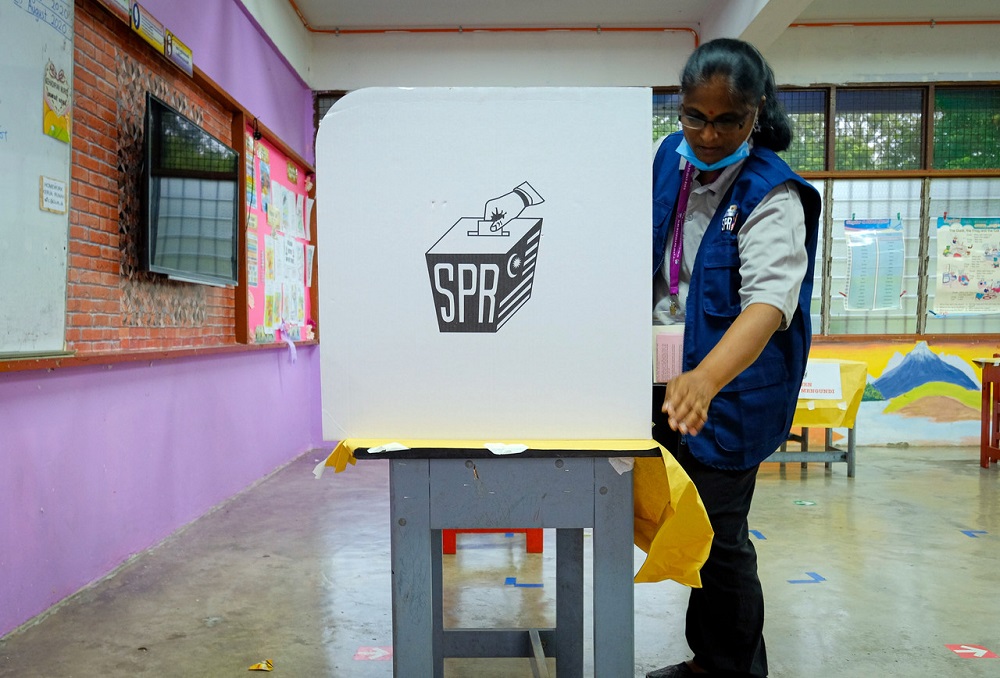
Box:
[317,87,652,441]
[242,124,315,344]
[0,0,74,357]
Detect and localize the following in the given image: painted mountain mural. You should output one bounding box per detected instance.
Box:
[872,341,979,399]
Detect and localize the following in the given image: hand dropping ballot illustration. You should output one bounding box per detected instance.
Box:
[426,182,544,333]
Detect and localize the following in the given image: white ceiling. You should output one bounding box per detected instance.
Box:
[288,0,1000,32]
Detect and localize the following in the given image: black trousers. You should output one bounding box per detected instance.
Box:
[652,386,767,678]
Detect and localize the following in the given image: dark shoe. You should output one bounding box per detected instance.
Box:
[646,661,703,678]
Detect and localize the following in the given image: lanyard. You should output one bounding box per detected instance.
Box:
[668,162,696,297]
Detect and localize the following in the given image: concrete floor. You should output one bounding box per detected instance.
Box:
[1,446,997,677]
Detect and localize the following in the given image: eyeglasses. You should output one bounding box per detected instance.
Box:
[678,113,751,134]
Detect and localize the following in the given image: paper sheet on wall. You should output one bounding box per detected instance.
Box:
[843,218,904,311]
[934,217,1000,315]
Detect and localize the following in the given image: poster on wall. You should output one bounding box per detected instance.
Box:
[843,218,905,311]
[934,217,1000,315]
[43,60,72,143]
[316,87,652,441]
[245,133,256,209]
[244,125,311,343]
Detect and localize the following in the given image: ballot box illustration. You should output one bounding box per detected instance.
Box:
[426,217,542,333]
[426,181,545,333]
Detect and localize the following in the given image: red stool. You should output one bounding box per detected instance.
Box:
[441,528,544,554]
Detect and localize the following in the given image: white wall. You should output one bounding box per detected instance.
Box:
[238,0,313,82]
[308,30,696,89]
[767,24,1000,85]
[305,23,1000,90]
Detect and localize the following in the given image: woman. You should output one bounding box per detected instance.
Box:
[647,39,821,678]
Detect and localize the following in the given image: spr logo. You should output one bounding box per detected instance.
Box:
[721,203,739,232]
[426,182,544,333]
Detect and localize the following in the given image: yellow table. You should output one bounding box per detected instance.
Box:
[765,359,868,477]
[317,438,712,677]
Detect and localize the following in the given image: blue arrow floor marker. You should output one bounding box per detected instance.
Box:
[749,530,766,540]
[788,572,826,584]
[961,530,988,538]
[505,577,543,588]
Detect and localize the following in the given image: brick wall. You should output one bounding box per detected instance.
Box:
[69,0,236,354]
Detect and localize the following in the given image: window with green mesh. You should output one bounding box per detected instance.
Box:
[834,89,923,170]
[652,92,681,143]
[777,89,827,172]
[933,88,1000,170]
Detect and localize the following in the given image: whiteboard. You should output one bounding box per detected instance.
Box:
[0,0,74,357]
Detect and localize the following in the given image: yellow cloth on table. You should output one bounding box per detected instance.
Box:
[632,445,713,586]
[318,438,713,588]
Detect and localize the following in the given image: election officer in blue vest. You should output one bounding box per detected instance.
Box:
[647,39,822,678]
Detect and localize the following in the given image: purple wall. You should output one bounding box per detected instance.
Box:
[0,0,324,638]
[140,0,315,165]
[0,346,324,637]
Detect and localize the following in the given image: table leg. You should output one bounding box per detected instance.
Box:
[592,459,635,676]
[554,528,583,677]
[847,427,856,478]
[983,373,994,468]
[389,459,436,677]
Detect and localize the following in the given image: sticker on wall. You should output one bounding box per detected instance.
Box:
[43,60,71,143]
[426,182,544,333]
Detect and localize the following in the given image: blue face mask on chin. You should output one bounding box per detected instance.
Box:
[677,137,750,172]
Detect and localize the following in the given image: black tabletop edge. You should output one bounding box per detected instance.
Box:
[351,446,663,460]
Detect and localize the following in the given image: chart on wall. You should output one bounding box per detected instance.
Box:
[244,126,315,344]
[843,218,905,311]
[934,217,1000,315]
[0,0,74,356]
[316,87,652,441]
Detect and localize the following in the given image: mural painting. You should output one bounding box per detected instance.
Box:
[807,341,995,447]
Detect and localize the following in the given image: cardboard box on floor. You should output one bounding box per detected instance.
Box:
[316,87,652,441]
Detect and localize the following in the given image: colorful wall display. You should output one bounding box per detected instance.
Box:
[935,217,1000,315]
[244,124,314,344]
[808,340,995,447]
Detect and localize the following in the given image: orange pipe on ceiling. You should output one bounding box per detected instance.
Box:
[284,0,699,45]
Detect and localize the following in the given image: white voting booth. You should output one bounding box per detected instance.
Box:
[316,88,652,441]
[315,89,668,676]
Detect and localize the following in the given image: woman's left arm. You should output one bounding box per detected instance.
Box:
[662,303,782,435]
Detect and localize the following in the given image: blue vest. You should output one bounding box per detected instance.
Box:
[653,132,822,469]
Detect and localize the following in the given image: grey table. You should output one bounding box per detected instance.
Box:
[766,426,857,477]
[356,446,659,678]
